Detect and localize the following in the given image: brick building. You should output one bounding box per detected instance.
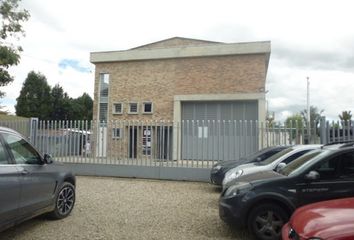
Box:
[90,37,271,160]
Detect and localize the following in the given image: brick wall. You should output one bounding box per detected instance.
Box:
[93,53,267,121]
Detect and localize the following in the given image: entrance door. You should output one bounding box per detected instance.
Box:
[129,127,137,159]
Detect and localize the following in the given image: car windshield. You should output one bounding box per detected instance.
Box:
[240,148,274,162]
[257,147,293,165]
[280,150,325,176]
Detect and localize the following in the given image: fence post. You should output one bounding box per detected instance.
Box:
[29,117,39,145]
[319,116,327,144]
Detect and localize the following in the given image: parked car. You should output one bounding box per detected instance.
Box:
[282,197,354,240]
[219,144,354,240]
[222,145,321,190]
[210,146,289,185]
[0,127,76,232]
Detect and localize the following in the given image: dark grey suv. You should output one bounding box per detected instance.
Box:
[0,127,76,232]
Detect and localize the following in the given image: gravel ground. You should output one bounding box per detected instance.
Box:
[0,176,251,240]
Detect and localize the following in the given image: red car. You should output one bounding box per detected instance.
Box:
[282,197,354,240]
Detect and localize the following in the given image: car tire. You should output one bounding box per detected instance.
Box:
[49,182,75,219]
[247,203,289,240]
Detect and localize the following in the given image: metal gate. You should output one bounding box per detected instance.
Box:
[181,101,258,160]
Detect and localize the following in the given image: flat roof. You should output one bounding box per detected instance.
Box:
[90,41,271,64]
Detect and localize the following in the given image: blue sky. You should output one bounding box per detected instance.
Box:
[58,59,91,73]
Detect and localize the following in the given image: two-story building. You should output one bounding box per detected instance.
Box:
[90,37,270,161]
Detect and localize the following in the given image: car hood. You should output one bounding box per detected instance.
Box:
[231,162,257,171]
[219,160,239,168]
[290,198,354,240]
[225,170,284,187]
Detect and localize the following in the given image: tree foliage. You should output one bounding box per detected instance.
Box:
[16,72,93,121]
[338,110,352,121]
[338,110,352,127]
[15,71,51,119]
[285,114,304,128]
[70,93,93,121]
[300,106,324,129]
[50,84,71,120]
[0,0,29,97]
[285,114,304,140]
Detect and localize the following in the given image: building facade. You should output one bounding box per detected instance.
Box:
[90,37,271,160]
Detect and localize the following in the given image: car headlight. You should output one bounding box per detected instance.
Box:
[223,169,243,185]
[224,183,252,197]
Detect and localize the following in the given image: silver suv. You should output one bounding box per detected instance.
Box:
[0,127,76,232]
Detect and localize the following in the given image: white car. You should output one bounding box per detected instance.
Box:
[222,144,321,189]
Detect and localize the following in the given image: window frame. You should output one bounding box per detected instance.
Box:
[112,102,123,115]
[112,128,122,139]
[128,102,139,114]
[142,102,153,114]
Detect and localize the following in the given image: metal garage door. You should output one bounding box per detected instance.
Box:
[181,101,258,161]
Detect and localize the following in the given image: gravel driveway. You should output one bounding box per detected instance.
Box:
[1,176,251,240]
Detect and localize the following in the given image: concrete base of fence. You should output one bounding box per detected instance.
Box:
[65,163,211,182]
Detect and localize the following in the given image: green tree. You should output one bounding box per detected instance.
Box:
[338,110,352,127]
[72,93,93,121]
[50,84,72,120]
[15,71,51,119]
[285,114,304,128]
[285,114,304,141]
[0,0,29,97]
[300,106,324,130]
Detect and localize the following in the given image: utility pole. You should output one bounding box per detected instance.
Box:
[307,77,310,143]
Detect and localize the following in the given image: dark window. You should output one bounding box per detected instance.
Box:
[314,157,337,180]
[143,102,153,113]
[339,152,354,177]
[283,150,312,164]
[2,133,42,165]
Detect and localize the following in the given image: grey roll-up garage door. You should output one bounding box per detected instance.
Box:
[181,101,258,161]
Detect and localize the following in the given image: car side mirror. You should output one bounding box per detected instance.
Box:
[305,171,320,180]
[276,162,287,172]
[43,154,53,164]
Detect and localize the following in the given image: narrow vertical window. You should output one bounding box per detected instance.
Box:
[99,73,109,123]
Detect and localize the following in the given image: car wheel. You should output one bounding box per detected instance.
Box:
[49,182,75,219]
[247,203,288,240]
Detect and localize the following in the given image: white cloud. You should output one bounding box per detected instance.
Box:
[1,0,353,121]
